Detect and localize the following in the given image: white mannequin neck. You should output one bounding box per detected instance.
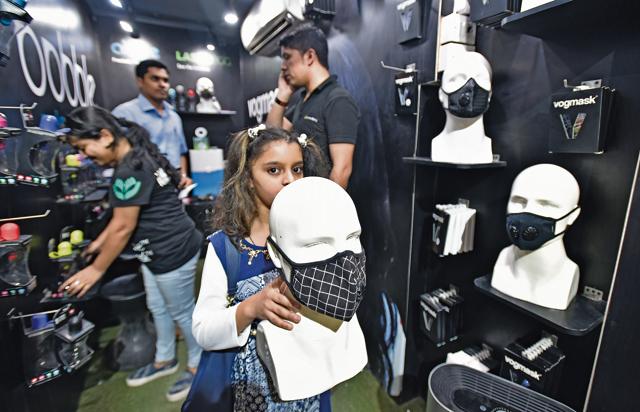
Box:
[492,241,579,310]
[432,112,492,163]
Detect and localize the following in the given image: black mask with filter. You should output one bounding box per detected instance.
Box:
[443,78,491,119]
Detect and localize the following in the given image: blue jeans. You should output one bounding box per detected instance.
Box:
[141,251,202,369]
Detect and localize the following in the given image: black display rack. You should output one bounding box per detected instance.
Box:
[403,156,507,169]
[500,0,635,38]
[474,274,605,336]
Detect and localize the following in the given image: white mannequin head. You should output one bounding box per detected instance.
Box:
[508,163,581,240]
[438,51,492,116]
[196,77,214,98]
[492,163,581,309]
[268,177,362,279]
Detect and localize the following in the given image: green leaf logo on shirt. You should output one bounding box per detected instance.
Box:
[113,177,141,200]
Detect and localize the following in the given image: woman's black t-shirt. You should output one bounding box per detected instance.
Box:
[109,154,202,274]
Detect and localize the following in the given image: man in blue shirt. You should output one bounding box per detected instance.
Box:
[113,60,192,188]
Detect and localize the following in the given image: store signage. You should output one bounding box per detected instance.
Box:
[175,50,232,72]
[552,95,598,110]
[549,87,614,154]
[16,26,96,107]
[247,88,278,123]
[110,39,161,65]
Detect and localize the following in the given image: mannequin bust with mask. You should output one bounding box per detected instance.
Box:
[432,51,494,164]
[256,177,368,401]
[195,77,222,114]
[491,164,581,310]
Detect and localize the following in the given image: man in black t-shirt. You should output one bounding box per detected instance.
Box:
[267,24,360,189]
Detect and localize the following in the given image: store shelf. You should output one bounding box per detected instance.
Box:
[474,275,605,336]
[176,110,236,116]
[500,0,635,38]
[403,157,507,169]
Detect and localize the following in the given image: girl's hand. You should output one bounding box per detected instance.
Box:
[58,265,104,298]
[248,277,301,330]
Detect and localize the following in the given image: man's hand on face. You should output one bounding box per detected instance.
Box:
[277,70,295,100]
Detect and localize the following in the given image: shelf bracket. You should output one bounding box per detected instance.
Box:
[582,286,604,302]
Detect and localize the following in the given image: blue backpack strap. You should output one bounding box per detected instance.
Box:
[183,231,242,412]
[207,231,242,294]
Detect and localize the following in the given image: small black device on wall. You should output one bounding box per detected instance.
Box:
[394,70,418,115]
[549,80,615,154]
[396,0,422,44]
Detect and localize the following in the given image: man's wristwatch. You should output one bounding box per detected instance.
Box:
[274,96,289,107]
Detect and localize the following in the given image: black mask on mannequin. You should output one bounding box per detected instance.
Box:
[443,78,491,118]
[506,207,579,251]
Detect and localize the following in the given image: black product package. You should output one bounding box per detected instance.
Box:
[419,286,463,346]
[394,71,418,115]
[549,86,615,154]
[432,209,450,256]
[469,0,521,27]
[500,333,565,397]
[396,0,422,44]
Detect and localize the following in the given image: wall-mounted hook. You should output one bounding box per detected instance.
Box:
[0,102,37,111]
[380,61,417,73]
[0,209,51,223]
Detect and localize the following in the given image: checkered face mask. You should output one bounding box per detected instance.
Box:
[268,238,366,321]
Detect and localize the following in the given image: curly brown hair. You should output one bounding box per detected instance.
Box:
[212,127,329,242]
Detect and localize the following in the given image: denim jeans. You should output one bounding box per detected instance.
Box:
[141,250,202,369]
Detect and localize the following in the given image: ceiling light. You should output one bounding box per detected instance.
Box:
[119,20,133,33]
[27,7,80,30]
[224,12,239,25]
[206,44,215,51]
[110,0,123,8]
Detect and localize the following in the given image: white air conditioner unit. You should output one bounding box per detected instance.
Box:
[241,0,306,56]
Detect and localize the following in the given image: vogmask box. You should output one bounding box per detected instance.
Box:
[549,86,614,154]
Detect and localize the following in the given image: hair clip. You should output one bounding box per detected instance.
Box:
[247,124,266,140]
[298,133,308,148]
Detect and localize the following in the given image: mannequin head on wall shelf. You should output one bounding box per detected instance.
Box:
[491,164,582,310]
[432,51,494,164]
[195,77,222,113]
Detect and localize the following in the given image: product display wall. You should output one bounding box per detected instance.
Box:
[409,1,640,410]
[0,0,106,409]
[0,1,245,410]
